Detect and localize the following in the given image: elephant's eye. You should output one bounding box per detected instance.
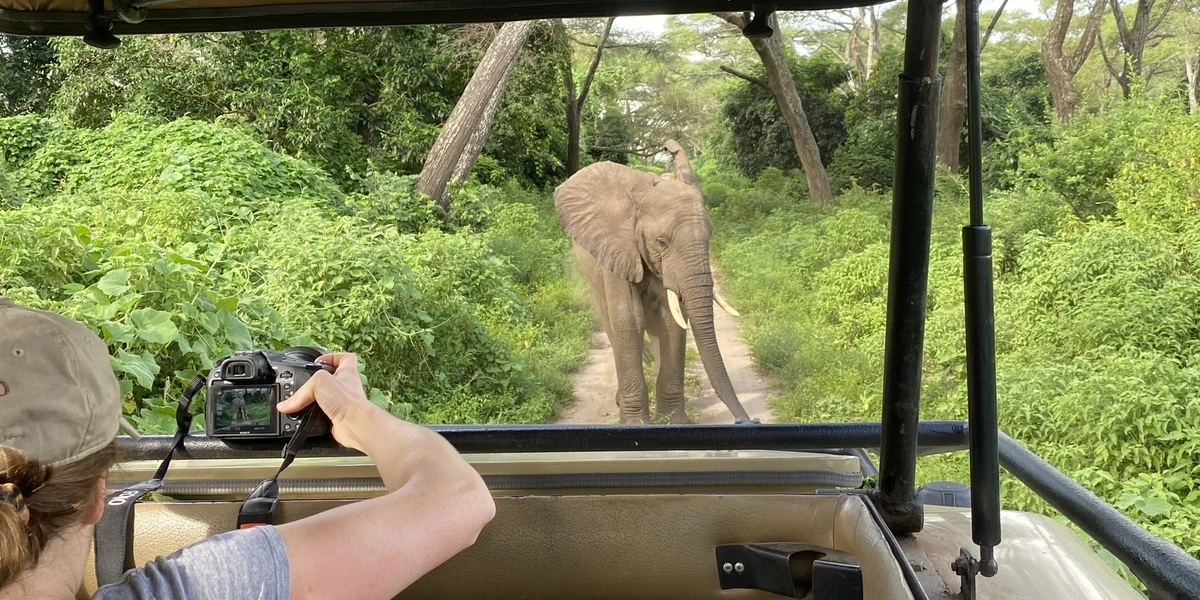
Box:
[655,237,668,250]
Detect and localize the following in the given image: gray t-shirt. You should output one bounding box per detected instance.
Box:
[92,525,289,600]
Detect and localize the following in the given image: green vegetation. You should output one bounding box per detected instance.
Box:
[0,115,592,430]
[707,98,1200,558]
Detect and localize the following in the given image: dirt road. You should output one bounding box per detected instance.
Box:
[555,277,775,425]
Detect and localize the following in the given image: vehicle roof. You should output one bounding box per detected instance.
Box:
[0,0,887,37]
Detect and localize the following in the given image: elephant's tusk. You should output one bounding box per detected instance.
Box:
[713,289,740,317]
[667,290,689,330]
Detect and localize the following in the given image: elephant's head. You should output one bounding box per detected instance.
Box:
[553,141,751,423]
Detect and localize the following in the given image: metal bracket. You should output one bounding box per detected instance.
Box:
[951,546,996,600]
[715,543,862,599]
[83,0,120,48]
[741,3,777,39]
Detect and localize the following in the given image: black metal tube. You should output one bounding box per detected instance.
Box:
[875,0,943,535]
[965,0,985,227]
[114,421,971,461]
[998,433,1200,599]
[962,0,1001,575]
[963,227,1001,568]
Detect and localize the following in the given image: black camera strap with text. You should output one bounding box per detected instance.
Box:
[93,376,320,587]
[93,374,204,587]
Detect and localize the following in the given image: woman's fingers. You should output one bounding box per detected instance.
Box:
[277,369,335,414]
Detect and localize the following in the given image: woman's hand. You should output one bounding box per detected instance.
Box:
[276,352,379,453]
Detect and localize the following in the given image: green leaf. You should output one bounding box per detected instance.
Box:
[215,295,239,312]
[101,320,137,344]
[129,308,179,345]
[1135,498,1172,517]
[111,349,160,390]
[97,268,132,297]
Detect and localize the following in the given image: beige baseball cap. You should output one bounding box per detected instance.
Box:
[0,297,122,467]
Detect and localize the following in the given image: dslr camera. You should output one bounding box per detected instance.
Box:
[205,347,334,439]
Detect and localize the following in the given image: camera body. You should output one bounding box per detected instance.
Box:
[205,347,333,439]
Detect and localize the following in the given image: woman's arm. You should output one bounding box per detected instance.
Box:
[273,354,496,600]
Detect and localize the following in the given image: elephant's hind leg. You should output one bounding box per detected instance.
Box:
[573,243,650,424]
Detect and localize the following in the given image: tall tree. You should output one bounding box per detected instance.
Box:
[1187,48,1200,113]
[1099,0,1178,98]
[417,20,536,209]
[714,12,833,204]
[1041,0,1106,122]
[0,35,59,116]
[558,18,616,175]
[937,0,1009,170]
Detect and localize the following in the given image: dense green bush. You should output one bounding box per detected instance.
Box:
[710,103,1200,558]
[0,115,591,430]
[717,51,850,178]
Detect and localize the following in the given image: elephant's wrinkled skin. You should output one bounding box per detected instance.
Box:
[553,141,751,424]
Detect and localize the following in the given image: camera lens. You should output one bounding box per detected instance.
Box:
[283,346,326,363]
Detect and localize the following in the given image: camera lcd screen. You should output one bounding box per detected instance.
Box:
[212,385,276,434]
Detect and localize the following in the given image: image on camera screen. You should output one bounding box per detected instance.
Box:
[213,385,275,433]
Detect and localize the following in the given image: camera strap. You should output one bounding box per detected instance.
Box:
[94,374,205,588]
[235,403,322,529]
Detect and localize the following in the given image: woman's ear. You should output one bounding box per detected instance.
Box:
[83,476,108,526]
[554,162,655,283]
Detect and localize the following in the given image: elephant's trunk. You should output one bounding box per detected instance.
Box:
[683,284,752,423]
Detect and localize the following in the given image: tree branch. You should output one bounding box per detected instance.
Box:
[1096,29,1125,80]
[1066,0,1109,72]
[713,11,749,30]
[576,16,614,109]
[719,64,769,90]
[980,0,1009,52]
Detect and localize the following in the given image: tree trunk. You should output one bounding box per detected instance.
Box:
[417,20,536,210]
[1187,52,1199,115]
[560,17,615,176]
[451,79,509,182]
[937,0,969,172]
[1105,0,1167,99]
[1041,0,1107,123]
[715,12,833,204]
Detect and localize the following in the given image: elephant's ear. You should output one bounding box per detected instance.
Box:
[554,161,650,283]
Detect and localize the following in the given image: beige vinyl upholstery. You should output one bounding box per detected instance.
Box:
[83,494,914,600]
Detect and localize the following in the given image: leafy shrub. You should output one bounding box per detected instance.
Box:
[708,103,1200,561]
[1,115,592,429]
[717,51,850,178]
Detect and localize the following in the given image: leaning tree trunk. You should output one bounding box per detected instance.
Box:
[418,20,536,210]
[937,0,968,172]
[715,12,833,204]
[451,73,511,183]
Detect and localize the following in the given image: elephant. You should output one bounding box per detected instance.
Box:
[554,140,753,424]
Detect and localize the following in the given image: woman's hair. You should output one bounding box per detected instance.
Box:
[0,441,118,590]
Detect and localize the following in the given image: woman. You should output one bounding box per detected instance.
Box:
[0,298,496,599]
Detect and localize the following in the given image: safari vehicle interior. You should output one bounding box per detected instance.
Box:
[4,0,1200,599]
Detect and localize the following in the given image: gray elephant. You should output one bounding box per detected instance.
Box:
[554,141,752,424]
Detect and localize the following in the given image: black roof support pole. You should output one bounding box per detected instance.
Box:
[961,0,1002,578]
[870,0,944,535]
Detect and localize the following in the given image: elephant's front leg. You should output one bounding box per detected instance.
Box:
[647,293,689,424]
[605,276,651,424]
